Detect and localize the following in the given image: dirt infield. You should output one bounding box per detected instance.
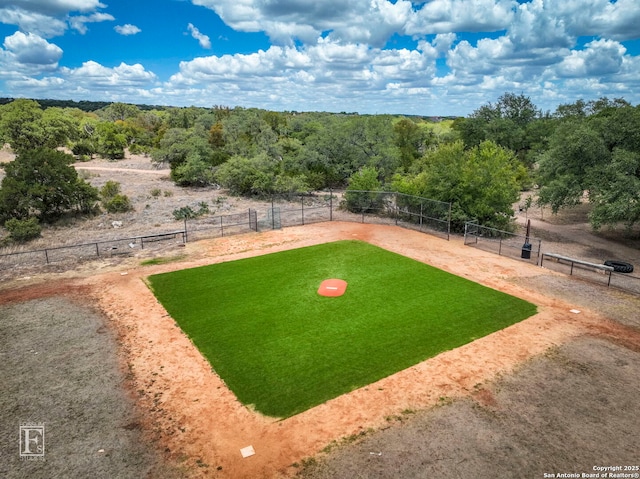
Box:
[1,221,639,478]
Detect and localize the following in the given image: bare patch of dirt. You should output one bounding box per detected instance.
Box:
[1,154,639,479]
[300,336,640,479]
[0,295,185,479]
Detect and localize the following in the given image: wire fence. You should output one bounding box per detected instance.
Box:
[463,221,542,264]
[464,221,640,296]
[0,190,451,273]
[336,190,452,239]
[540,253,640,296]
[0,230,186,271]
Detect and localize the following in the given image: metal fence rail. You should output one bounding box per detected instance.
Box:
[541,252,640,295]
[0,230,186,270]
[186,210,257,242]
[341,190,452,240]
[464,221,542,264]
[0,190,451,272]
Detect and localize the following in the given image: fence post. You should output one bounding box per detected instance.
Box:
[332,189,336,221]
[184,218,188,243]
[141,236,145,249]
[271,196,275,230]
[45,249,49,264]
[449,203,453,240]
[220,216,224,237]
[301,196,305,225]
[95,242,100,257]
[498,237,502,256]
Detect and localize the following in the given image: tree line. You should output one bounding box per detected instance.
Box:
[0,94,638,243]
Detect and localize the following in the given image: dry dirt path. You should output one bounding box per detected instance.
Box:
[74,165,171,175]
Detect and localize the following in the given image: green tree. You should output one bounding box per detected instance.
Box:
[0,100,77,153]
[453,92,541,166]
[393,118,423,170]
[344,166,384,213]
[0,148,99,222]
[538,101,640,230]
[96,122,127,160]
[393,141,526,231]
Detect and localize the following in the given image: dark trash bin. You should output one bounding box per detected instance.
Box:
[521,242,532,259]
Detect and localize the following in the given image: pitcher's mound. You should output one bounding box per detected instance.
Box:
[318,279,348,297]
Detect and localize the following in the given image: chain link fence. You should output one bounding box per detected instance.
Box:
[0,190,450,273]
[464,221,542,264]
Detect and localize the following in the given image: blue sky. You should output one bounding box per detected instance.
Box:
[1,0,639,116]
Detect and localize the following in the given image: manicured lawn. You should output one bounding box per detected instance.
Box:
[147,240,536,418]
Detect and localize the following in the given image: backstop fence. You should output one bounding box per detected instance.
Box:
[463,221,542,264]
[0,190,451,272]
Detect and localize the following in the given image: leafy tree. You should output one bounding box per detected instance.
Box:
[96,122,127,160]
[344,166,384,213]
[393,141,526,231]
[215,153,307,197]
[536,121,609,212]
[538,101,640,230]
[0,148,99,222]
[171,155,216,186]
[0,100,78,153]
[453,92,541,166]
[589,148,640,230]
[393,118,423,170]
[98,102,141,122]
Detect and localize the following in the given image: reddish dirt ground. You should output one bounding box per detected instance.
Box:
[10,221,625,479]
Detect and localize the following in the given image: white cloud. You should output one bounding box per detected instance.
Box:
[69,12,114,34]
[0,7,68,38]
[187,23,211,49]
[3,31,63,67]
[115,24,141,36]
[192,0,413,46]
[61,61,158,88]
[405,0,516,36]
[3,0,105,16]
[556,39,626,78]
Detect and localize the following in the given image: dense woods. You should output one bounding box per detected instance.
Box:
[1,94,639,242]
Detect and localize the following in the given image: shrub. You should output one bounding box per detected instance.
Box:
[4,217,42,243]
[100,180,121,199]
[103,194,133,213]
[100,181,133,213]
[172,202,210,220]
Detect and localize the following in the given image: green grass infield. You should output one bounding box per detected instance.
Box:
[147,240,536,418]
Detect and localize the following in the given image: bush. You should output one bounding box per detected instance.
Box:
[100,180,121,199]
[103,194,133,213]
[172,202,209,220]
[100,181,133,213]
[4,217,42,243]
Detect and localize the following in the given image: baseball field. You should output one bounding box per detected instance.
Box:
[148,240,536,417]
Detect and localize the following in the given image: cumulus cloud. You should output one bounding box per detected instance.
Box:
[61,61,158,87]
[405,0,515,35]
[187,23,211,49]
[3,31,63,66]
[0,7,68,37]
[192,0,413,46]
[69,12,114,34]
[115,24,141,36]
[3,0,105,16]
[556,39,626,78]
